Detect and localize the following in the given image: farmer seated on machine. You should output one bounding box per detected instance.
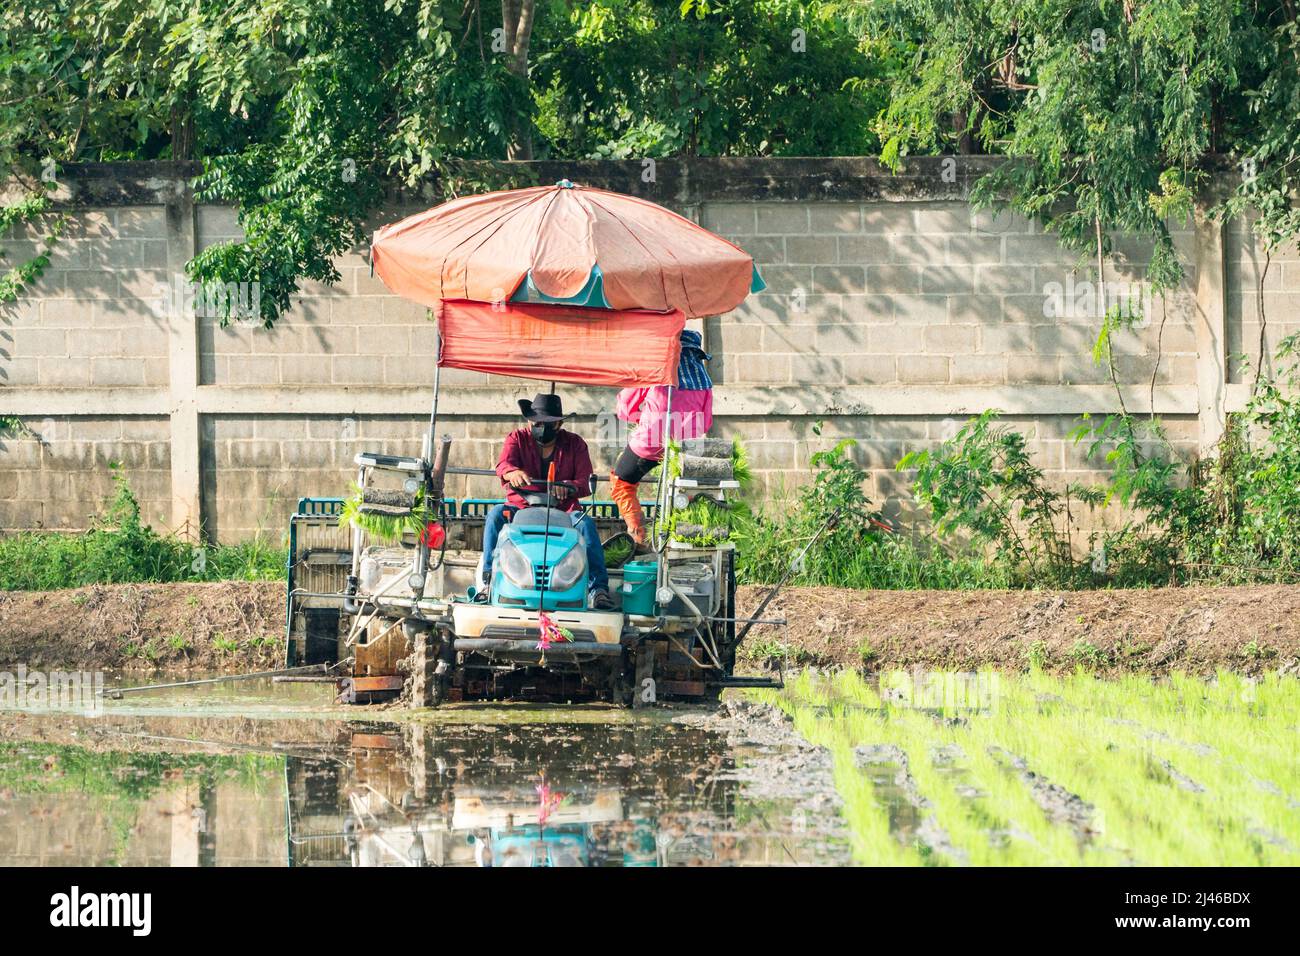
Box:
[479,392,614,610]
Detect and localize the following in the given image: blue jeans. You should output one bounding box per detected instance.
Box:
[482,503,609,593]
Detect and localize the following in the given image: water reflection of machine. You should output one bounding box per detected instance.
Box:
[284,721,740,867]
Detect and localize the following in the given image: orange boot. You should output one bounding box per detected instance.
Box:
[609,474,647,545]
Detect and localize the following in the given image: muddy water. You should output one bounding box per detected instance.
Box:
[0,679,848,867]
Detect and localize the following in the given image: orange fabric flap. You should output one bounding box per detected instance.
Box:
[435,299,685,387]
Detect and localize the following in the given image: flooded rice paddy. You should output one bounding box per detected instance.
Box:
[767,669,1300,866]
[0,678,848,866]
[0,668,1295,866]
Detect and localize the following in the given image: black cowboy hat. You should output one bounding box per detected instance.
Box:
[518,393,567,422]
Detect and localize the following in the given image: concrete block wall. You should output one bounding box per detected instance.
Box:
[0,200,176,531]
[0,159,1288,541]
[1226,212,1300,384]
[0,777,287,866]
[709,201,1201,393]
[0,417,171,531]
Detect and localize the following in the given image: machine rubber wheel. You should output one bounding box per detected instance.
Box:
[705,552,738,704]
[631,642,656,709]
[408,629,447,709]
[719,550,738,675]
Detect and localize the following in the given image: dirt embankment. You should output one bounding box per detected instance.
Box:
[737,584,1300,677]
[0,582,284,673]
[0,581,1297,676]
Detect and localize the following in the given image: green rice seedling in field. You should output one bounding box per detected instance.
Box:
[1030,671,1300,862]
[761,669,1300,866]
[782,672,1111,866]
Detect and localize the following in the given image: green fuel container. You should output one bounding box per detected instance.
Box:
[620,559,659,616]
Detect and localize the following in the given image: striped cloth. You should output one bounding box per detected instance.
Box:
[677,329,712,390]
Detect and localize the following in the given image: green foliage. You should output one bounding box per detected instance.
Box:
[866,0,1300,287]
[898,407,1200,588]
[1180,334,1300,578]
[180,1,531,325]
[738,634,789,666]
[1068,639,1110,671]
[856,637,877,667]
[665,496,738,547]
[661,438,754,545]
[894,335,1300,589]
[2,1,892,324]
[1026,639,1049,670]
[0,466,286,590]
[736,425,1014,589]
[533,0,882,158]
[1068,411,1187,586]
[0,185,66,305]
[212,635,240,654]
[729,438,753,488]
[601,534,635,568]
[900,411,1103,586]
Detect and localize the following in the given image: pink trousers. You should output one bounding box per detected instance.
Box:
[616,386,713,461]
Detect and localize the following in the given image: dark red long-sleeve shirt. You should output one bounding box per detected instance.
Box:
[494,426,594,512]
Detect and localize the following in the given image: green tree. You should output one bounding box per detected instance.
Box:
[531,0,885,158]
[860,0,1299,292]
[2,0,891,324]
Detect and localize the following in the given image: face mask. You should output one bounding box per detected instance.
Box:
[532,422,558,444]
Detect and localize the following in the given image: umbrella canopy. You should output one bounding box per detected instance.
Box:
[371,180,764,318]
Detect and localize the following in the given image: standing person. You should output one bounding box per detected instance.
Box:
[481,392,614,609]
[608,329,714,544]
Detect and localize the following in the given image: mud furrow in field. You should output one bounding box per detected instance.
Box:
[853,743,969,864]
[987,745,1099,842]
[675,698,851,863]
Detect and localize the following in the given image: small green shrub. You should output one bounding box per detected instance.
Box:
[742,636,789,665]
[736,425,1014,590]
[1068,640,1110,670]
[1026,640,1050,670]
[857,638,878,668]
[0,466,286,591]
[212,635,240,654]
[900,410,1104,587]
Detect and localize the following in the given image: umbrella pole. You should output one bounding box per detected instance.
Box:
[654,385,675,586]
[423,327,442,463]
[413,330,444,594]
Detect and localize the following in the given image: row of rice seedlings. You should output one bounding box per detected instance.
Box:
[1031,670,1297,807]
[975,679,1223,865]
[766,677,924,866]
[773,669,1299,866]
[823,669,1119,864]
[864,706,1060,865]
[772,672,1103,865]
[962,671,1297,865]
[1030,669,1300,860]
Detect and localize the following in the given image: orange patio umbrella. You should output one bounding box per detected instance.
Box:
[370,179,765,320]
[369,179,764,388]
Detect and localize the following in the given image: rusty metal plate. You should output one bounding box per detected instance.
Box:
[350,676,405,692]
[658,679,706,697]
